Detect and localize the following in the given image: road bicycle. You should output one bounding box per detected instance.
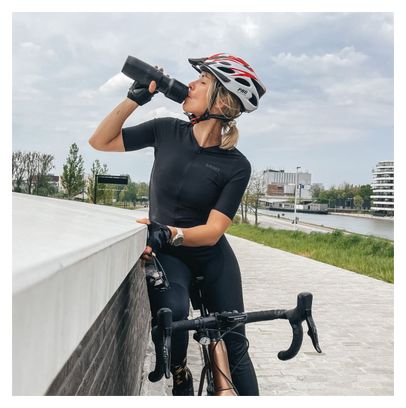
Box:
[147,273,322,396]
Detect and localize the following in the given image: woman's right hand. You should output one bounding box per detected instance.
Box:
[127,65,167,105]
[127,79,158,106]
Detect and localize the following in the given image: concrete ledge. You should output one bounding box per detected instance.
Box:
[12,193,149,395]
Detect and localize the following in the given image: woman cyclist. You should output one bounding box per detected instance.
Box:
[89,53,266,396]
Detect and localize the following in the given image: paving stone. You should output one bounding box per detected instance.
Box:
[141,233,393,396]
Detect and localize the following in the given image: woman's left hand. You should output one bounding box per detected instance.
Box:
[136,218,173,260]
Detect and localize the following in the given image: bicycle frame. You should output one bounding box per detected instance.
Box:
[192,276,237,396]
[208,340,237,396]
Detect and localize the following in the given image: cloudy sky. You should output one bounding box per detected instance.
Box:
[12,12,393,188]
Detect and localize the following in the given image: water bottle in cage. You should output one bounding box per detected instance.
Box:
[144,253,170,292]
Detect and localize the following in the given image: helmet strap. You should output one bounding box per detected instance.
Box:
[184,110,231,125]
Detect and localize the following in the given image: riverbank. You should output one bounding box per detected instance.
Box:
[227,223,394,283]
[329,212,394,221]
[262,208,393,240]
[249,212,335,234]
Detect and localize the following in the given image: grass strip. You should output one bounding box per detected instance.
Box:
[227,224,394,283]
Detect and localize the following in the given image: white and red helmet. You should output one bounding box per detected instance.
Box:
[188,53,266,113]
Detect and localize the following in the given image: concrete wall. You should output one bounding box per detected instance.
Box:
[12,193,151,395]
[45,261,149,395]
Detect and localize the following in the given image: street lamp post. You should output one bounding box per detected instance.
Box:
[294,166,301,230]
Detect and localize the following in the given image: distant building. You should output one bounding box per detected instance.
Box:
[13,174,61,193]
[370,160,394,216]
[12,173,91,196]
[265,201,328,214]
[48,175,61,192]
[263,168,312,199]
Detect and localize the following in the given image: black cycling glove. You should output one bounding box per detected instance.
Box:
[127,80,158,106]
[147,221,172,254]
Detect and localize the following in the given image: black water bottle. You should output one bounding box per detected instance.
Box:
[121,56,189,103]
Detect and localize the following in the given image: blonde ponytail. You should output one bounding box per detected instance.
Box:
[220,119,239,150]
[207,77,242,150]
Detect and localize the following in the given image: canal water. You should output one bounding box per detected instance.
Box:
[263,210,394,240]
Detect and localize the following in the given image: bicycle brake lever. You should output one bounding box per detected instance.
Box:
[305,312,322,353]
[160,308,173,378]
[163,333,171,379]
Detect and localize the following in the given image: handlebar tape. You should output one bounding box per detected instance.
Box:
[245,309,287,323]
[277,321,304,360]
[148,308,173,382]
[148,326,165,382]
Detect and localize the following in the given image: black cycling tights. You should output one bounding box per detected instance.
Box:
[147,235,259,396]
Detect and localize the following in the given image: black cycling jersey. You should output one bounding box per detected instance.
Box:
[122,117,251,227]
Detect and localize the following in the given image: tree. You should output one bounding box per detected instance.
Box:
[314,183,372,209]
[25,152,39,195]
[240,177,253,224]
[239,170,264,225]
[310,183,324,199]
[354,195,364,210]
[87,159,108,203]
[61,143,85,199]
[248,170,265,226]
[136,182,149,199]
[359,184,373,209]
[34,153,55,196]
[113,174,130,202]
[122,181,138,206]
[12,151,56,195]
[12,151,26,192]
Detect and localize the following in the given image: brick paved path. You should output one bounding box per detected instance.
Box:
[141,234,393,396]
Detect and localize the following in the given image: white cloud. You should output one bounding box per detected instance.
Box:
[13,73,44,101]
[53,125,69,132]
[241,17,260,39]
[78,89,97,99]
[78,73,133,101]
[19,41,56,59]
[271,47,368,75]
[20,42,42,51]
[324,77,393,106]
[84,122,99,130]
[147,106,185,120]
[99,73,132,95]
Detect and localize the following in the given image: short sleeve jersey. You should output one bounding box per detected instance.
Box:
[122,117,251,228]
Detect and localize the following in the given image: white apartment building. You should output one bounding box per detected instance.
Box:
[370,160,394,216]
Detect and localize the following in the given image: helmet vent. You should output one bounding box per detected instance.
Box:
[235,78,250,86]
[220,61,231,66]
[217,67,235,74]
[253,80,266,98]
[249,94,258,107]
